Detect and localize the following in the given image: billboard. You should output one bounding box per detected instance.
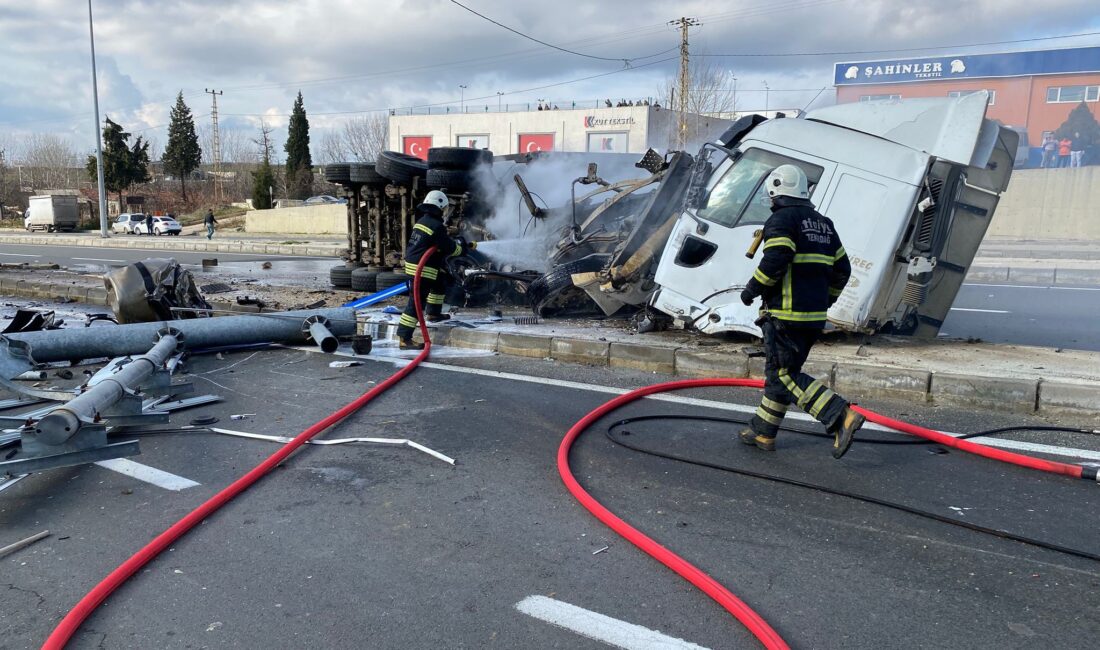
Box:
[586,132,628,153]
[402,136,432,160]
[518,133,555,153]
[835,46,1100,86]
[456,134,489,149]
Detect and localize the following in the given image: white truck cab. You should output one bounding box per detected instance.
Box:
[650,92,1017,338]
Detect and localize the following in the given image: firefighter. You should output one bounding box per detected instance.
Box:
[395,190,474,350]
[738,164,865,458]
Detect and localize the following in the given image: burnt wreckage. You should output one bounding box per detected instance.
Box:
[325,92,1016,338]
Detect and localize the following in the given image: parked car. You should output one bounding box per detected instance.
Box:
[133,216,182,236]
[304,195,347,205]
[24,195,79,232]
[111,213,146,234]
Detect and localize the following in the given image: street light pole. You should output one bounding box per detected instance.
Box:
[87,0,108,237]
[496,92,504,111]
[763,80,770,115]
[459,84,467,113]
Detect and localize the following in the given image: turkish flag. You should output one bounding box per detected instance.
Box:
[518,133,554,153]
[403,136,432,160]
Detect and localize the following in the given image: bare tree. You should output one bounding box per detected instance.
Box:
[18,133,82,189]
[342,114,388,161]
[317,129,347,165]
[657,56,738,117]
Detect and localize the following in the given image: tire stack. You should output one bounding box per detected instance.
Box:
[376,151,428,185]
[426,147,493,193]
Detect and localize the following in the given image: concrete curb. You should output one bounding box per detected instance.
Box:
[430,328,1100,423]
[0,233,343,258]
[968,264,1100,286]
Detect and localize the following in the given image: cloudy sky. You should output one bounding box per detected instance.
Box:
[1,0,1098,161]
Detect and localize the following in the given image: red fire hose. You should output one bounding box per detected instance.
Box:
[41,247,440,649]
[558,377,1096,649]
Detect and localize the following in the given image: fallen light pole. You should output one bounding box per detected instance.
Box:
[0,308,358,476]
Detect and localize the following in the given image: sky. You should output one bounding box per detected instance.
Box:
[0,0,1098,161]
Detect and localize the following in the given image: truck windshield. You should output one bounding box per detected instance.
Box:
[697,149,823,229]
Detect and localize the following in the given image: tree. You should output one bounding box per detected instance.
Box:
[86,117,149,206]
[19,134,81,190]
[1055,101,1100,160]
[342,114,388,162]
[162,92,202,201]
[284,91,313,200]
[252,122,276,210]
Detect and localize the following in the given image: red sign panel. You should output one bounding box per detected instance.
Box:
[518,133,555,153]
[402,136,432,160]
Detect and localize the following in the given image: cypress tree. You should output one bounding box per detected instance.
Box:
[163,92,202,201]
[252,123,276,210]
[86,117,134,206]
[284,91,313,200]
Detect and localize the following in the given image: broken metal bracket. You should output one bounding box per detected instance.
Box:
[2,423,139,476]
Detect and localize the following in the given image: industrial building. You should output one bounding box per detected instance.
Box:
[387,105,732,158]
[833,46,1100,154]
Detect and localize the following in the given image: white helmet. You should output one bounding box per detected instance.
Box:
[422,190,449,210]
[765,164,809,199]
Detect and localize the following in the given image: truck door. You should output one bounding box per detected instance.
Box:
[653,146,834,335]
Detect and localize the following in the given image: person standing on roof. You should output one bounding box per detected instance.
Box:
[738,164,865,458]
[204,208,217,240]
[395,190,475,350]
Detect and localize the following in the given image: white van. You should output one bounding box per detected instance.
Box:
[649,92,1017,338]
[24,195,80,233]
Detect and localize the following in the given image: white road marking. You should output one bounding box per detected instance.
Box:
[0,474,28,493]
[516,595,709,650]
[373,358,1100,462]
[94,458,200,491]
[949,308,1011,314]
[0,253,38,257]
[964,282,1100,292]
[72,257,125,262]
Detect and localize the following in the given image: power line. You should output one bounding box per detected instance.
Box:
[449,0,672,65]
[695,30,1100,58]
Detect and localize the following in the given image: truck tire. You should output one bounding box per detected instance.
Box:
[324,163,351,184]
[427,147,493,170]
[349,162,386,185]
[376,151,427,185]
[527,254,608,316]
[426,168,476,192]
[330,264,354,288]
[350,267,379,293]
[375,271,407,291]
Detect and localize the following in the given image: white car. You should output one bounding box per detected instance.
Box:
[134,216,182,236]
[111,213,146,234]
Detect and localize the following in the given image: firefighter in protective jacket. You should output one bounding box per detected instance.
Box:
[738,164,865,458]
[396,190,474,350]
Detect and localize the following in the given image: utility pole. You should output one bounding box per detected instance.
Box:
[88,0,108,237]
[459,84,467,112]
[496,92,504,112]
[669,17,699,151]
[205,88,223,205]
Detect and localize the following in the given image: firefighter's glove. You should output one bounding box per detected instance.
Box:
[740,288,755,306]
[468,240,478,251]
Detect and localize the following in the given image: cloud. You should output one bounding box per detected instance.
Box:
[0,0,1096,156]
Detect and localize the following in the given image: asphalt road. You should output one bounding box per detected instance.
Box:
[942,282,1100,351]
[2,349,1098,649]
[0,241,330,267]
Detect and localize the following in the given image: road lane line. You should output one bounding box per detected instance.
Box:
[364,357,1100,462]
[516,595,710,650]
[94,458,200,491]
[964,283,1100,292]
[949,308,1011,314]
[72,257,124,262]
[0,253,38,257]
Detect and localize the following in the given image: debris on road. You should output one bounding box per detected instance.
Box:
[0,530,50,559]
[329,360,363,368]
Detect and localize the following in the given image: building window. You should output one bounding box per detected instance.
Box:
[859,94,901,102]
[948,90,995,105]
[1046,85,1099,103]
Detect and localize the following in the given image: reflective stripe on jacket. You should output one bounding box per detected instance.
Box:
[404,205,463,274]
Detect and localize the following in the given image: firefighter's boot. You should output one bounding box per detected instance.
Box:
[399,338,425,351]
[830,408,865,459]
[427,313,451,323]
[739,428,776,452]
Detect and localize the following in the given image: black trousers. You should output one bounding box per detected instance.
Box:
[750,316,848,438]
[395,272,446,340]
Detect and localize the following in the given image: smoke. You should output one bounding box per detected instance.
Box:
[470,153,653,272]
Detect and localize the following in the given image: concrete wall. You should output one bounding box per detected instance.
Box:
[245,204,347,235]
[988,167,1100,239]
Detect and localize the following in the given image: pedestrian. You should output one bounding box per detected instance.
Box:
[395,191,474,350]
[204,208,217,240]
[738,164,865,458]
[144,212,153,236]
[1058,136,1072,168]
[1041,135,1056,168]
[1071,132,1084,168]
